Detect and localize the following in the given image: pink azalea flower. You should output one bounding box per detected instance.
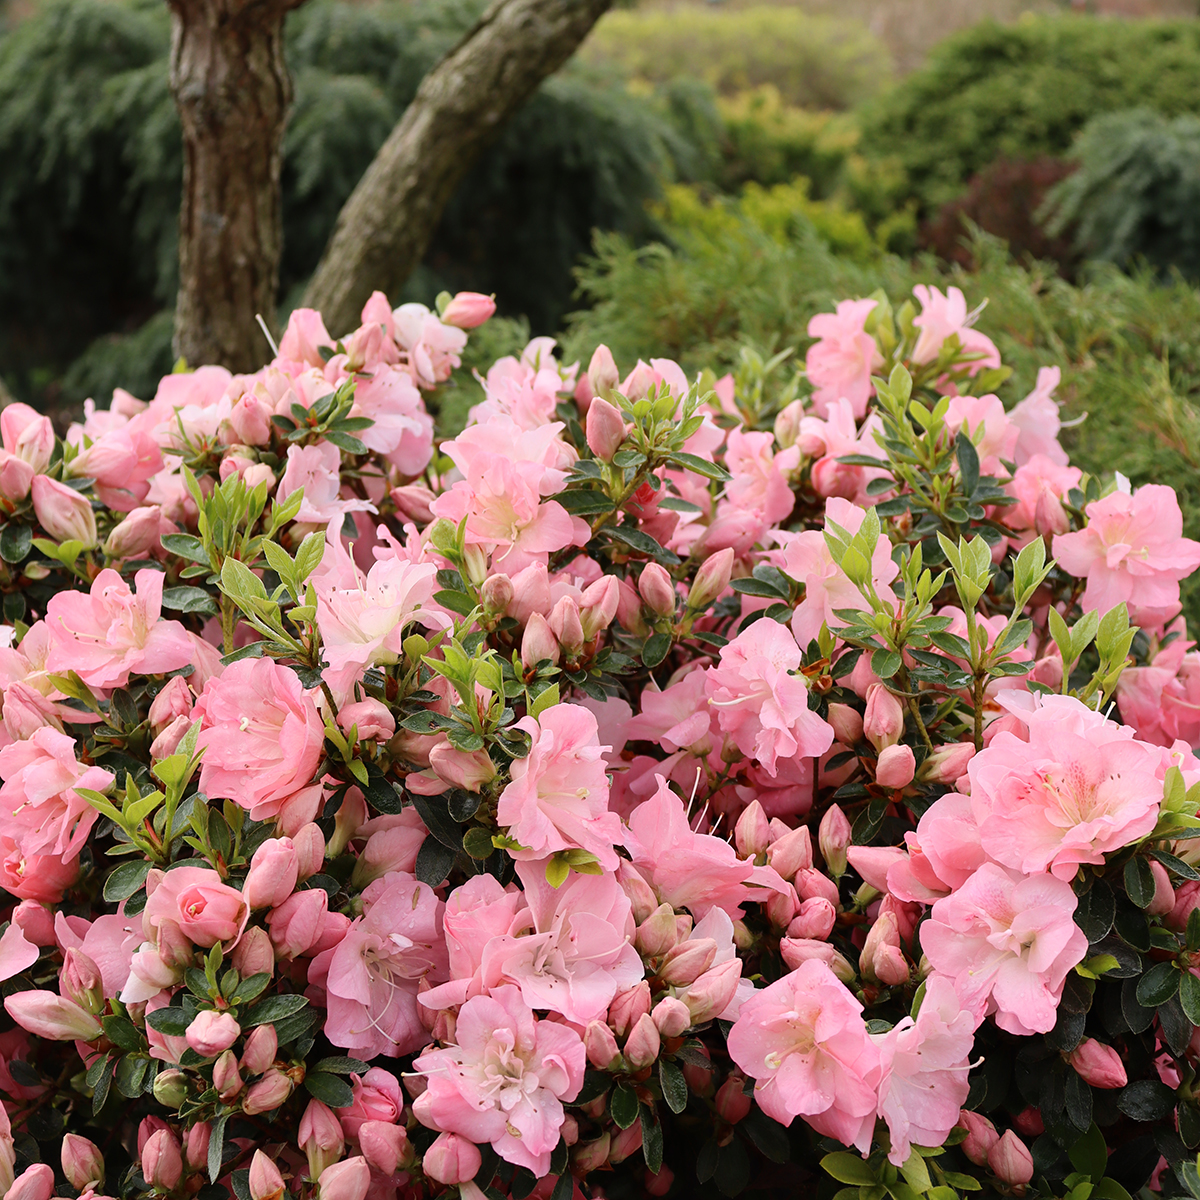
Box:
[705,620,834,776]
[969,692,1163,880]
[625,775,787,919]
[44,569,194,689]
[1003,455,1082,541]
[1054,483,1200,627]
[476,860,643,1025]
[920,862,1087,1036]
[143,866,250,948]
[887,791,985,903]
[0,728,113,859]
[1010,366,1068,467]
[340,1067,404,1140]
[721,428,801,528]
[495,704,626,871]
[872,975,978,1164]
[805,298,884,419]
[0,835,80,903]
[470,360,564,430]
[53,911,140,999]
[412,985,585,1176]
[727,959,880,1145]
[349,365,434,476]
[194,658,325,824]
[798,399,889,506]
[944,394,1018,478]
[277,442,377,527]
[911,285,1001,377]
[781,497,899,649]
[1116,621,1200,747]
[392,302,468,388]
[625,668,712,754]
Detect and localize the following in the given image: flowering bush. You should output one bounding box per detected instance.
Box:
[3,279,1200,1200]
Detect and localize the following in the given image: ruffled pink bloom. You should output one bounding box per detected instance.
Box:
[625,668,712,754]
[625,775,787,919]
[392,302,468,388]
[1010,366,1068,467]
[70,425,164,512]
[194,658,324,824]
[0,728,113,859]
[495,704,626,871]
[312,872,446,1059]
[470,359,563,431]
[1003,455,1082,540]
[969,693,1163,880]
[798,399,889,506]
[872,975,978,1164]
[340,1067,404,1140]
[721,428,801,527]
[705,620,834,776]
[350,365,434,476]
[920,862,1087,1035]
[475,860,643,1025]
[143,867,250,948]
[887,792,985,903]
[944,393,1017,478]
[0,835,79,902]
[727,959,880,1144]
[412,985,585,1176]
[805,299,883,419]
[1054,483,1200,627]
[1117,621,1200,747]
[54,911,140,999]
[911,285,1001,377]
[277,442,377,526]
[277,309,334,369]
[782,497,899,649]
[44,569,193,689]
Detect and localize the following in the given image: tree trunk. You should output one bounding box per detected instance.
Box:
[303,0,613,337]
[169,0,299,372]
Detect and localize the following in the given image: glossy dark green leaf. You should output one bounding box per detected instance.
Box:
[659,1058,687,1114]
[0,523,31,564]
[415,836,455,887]
[609,1082,639,1129]
[1136,960,1179,1007]
[103,858,152,902]
[642,631,671,668]
[1125,857,1156,908]
[305,1071,354,1108]
[242,993,308,1026]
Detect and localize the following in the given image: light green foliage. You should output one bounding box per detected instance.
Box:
[581,6,892,111]
[857,15,1200,217]
[1044,108,1200,281]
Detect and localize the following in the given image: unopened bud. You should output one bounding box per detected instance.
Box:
[660,938,717,986]
[422,1131,481,1184]
[587,345,620,397]
[825,703,863,747]
[734,801,769,860]
[638,563,676,618]
[818,805,851,877]
[876,743,916,790]
[1068,1038,1127,1089]
[142,1129,183,1192]
[316,1155,370,1200]
[715,1075,751,1125]
[213,1049,243,1100]
[299,1098,345,1181]
[521,612,560,670]
[682,959,742,1024]
[249,1149,285,1200]
[608,982,651,1038]
[242,1067,292,1115]
[635,903,679,958]
[241,1024,277,1076]
[61,1134,104,1191]
[863,683,904,752]
[651,996,691,1038]
[988,1131,1033,1189]
[585,1020,621,1070]
[687,548,734,611]
[231,925,275,978]
[957,1111,998,1167]
[153,1069,188,1109]
[623,1012,661,1069]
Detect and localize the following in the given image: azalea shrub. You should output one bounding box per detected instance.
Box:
[3,279,1200,1200]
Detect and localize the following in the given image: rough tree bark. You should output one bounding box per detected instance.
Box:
[303,0,613,337]
[168,0,301,372]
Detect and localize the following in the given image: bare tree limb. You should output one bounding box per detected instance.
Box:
[302,0,612,336]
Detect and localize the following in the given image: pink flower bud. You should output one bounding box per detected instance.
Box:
[241,1024,277,1076]
[359,1121,410,1176]
[0,451,33,504]
[617,862,659,924]
[148,676,193,734]
[825,703,863,746]
[818,805,852,877]
[766,826,812,880]
[572,1134,611,1175]
[587,345,620,397]
[795,867,840,906]
[186,1009,241,1058]
[635,903,679,958]
[267,888,328,960]
[876,743,916,789]
[428,742,496,792]
[441,292,496,330]
[213,1049,243,1100]
[765,886,798,930]
[242,1067,293,1115]
[390,484,437,525]
[317,1155,369,1200]
[715,1076,751,1125]
[1014,1107,1043,1137]
[608,981,651,1038]
[918,741,975,785]
[1069,1038,1127,1089]
[988,1131,1033,1188]
[584,1019,621,1069]
[142,1129,183,1192]
[31,475,97,547]
[957,1111,998,1166]
[61,1134,104,1191]
[1148,861,1175,917]
[229,392,273,445]
[586,397,627,462]
[638,563,676,617]
[734,801,769,860]
[609,1122,643,1166]
[624,1012,661,1069]
[249,1149,285,1200]
[683,958,742,1023]
[300,1099,345,1180]
[521,612,561,669]
[789,896,836,941]
[4,990,101,1041]
[337,698,395,744]
[61,948,104,1013]
[292,823,326,881]
[1034,487,1069,538]
[548,596,584,655]
[150,714,191,761]
[646,1165,675,1196]
[3,406,54,472]
[614,576,648,636]
[651,996,691,1038]
[12,901,56,947]
[104,504,164,558]
[231,926,275,978]
[687,548,734,611]
[480,573,514,614]
[422,1131,481,1185]
[863,683,904,751]
[660,938,717,986]
[861,912,908,985]
[6,1164,52,1200]
[244,837,300,910]
[579,576,621,641]
[186,1123,211,1171]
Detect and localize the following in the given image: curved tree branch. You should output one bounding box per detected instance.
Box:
[302,0,612,335]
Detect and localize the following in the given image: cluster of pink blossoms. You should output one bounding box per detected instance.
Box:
[0,281,1198,1200]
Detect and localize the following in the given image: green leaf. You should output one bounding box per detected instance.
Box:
[1125,857,1157,908]
[821,1152,877,1186]
[101,1014,143,1053]
[1181,968,1200,1024]
[872,650,902,680]
[609,1082,639,1129]
[1136,960,1180,1007]
[410,792,465,849]
[91,1053,114,1115]
[311,1056,370,1076]
[434,589,477,617]
[161,586,220,616]
[0,523,31,564]
[545,856,570,889]
[103,858,152,902]
[640,1105,664,1175]
[242,993,308,1026]
[232,973,271,1006]
[659,1058,687,1114]
[208,1113,228,1183]
[742,1108,790,1164]
[160,533,210,565]
[414,836,455,887]
[324,431,367,455]
[556,490,615,516]
[463,826,495,859]
[305,1071,354,1108]
[606,525,681,566]
[147,1006,190,1036]
[669,451,730,481]
[955,430,980,498]
[642,631,672,668]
